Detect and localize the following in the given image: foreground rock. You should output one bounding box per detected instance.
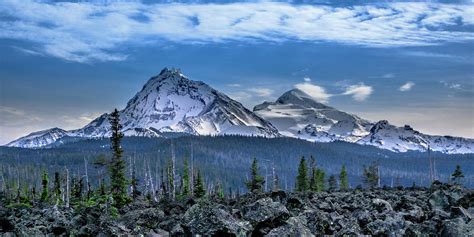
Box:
[1,182,472,236]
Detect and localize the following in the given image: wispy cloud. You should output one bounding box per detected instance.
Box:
[399,82,415,92]
[10,46,44,56]
[402,51,465,60]
[227,83,241,87]
[440,81,463,90]
[0,1,473,62]
[294,81,332,103]
[248,88,274,97]
[343,84,373,101]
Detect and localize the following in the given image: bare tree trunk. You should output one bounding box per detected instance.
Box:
[148,163,157,202]
[155,158,159,200]
[264,165,268,192]
[84,157,90,195]
[144,161,149,196]
[272,163,276,191]
[129,156,133,195]
[377,165,381,188]
[190,142,194,194]
[65,167,70,208]
[171,141,176,200]
[0,169,5,193]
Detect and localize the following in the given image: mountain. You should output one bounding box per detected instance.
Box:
[6,127,69,149]
[254,89,473,154]
[254,89,373,143]
[6,69,473,154]
[7,68,279,148]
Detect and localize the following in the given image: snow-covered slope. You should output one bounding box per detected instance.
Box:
[6,69,473,154]
[358,120,474,154]
[254,89,373,143]
[254,89,474,154]
[7,68,279,148]
[6,128,69,148]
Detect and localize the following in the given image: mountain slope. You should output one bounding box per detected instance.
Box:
[358,120,473,154]
[7,68,279,148]
[254,89,473,154]
[6,70,473,154]
[254,89,373,143]
[6,128,69,148]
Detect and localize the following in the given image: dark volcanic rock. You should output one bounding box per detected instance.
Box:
[242,197,290,235]
[183,202,250,236]
[0,183,472,236]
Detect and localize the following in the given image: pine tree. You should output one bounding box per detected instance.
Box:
[182,158,190,197]
[328,175,337,191]
[108,108,130,208]
[194,169,206,198]
[451,165,464,185]
[316,169,325,192]
[245,158,265,193]
[295,156,308,192]
[339,165,349,191]
[363,162,379,189]
[40,170,49,203]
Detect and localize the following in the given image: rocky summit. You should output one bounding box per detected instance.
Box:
[1,182,472,236]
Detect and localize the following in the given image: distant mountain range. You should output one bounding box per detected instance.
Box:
[6,68,473,154]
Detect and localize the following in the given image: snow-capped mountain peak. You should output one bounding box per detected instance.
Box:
[254,89,473,154]
[254,89,372,142]
[7,68,279,148]
[277,89,331,110]
[5,69,473,154]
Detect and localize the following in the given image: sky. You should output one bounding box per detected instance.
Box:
[0,0,473,145]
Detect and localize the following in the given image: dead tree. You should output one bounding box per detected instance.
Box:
[171,141,176,200]
[65,167,70,208]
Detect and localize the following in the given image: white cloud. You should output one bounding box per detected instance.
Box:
[402,51,465,60]
[440,81,463,90]
[227,83,241,87]
[343,84,373,101]
[10,46,43,56]
[294,82,332,103]
[382,73,395,79]
[449,84,462,89]
[248,88,273,97]
[0,1,473,62]
[399,82,415,92]
[303,77,311,82]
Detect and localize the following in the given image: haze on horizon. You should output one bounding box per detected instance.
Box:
[0,0,473,145]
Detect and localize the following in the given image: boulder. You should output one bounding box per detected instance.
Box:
[440,218,474,237]
[429,182,464,212]
[183,203,250,236]
[266,217,314,237]
[242,197,290,235]
[366,215,406,236]
[120,208,165,231]
[372,198,393,213]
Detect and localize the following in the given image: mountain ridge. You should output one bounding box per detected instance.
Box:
[253,89,473,154]
[6,68,474,154]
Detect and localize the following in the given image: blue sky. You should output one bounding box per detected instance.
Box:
[0,0,473,144]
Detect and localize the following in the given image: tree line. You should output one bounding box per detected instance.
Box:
[0,109,467,210]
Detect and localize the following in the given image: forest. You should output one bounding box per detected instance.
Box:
[1,132,472,208]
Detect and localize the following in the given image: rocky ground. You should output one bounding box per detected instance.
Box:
[0,182,473,236]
